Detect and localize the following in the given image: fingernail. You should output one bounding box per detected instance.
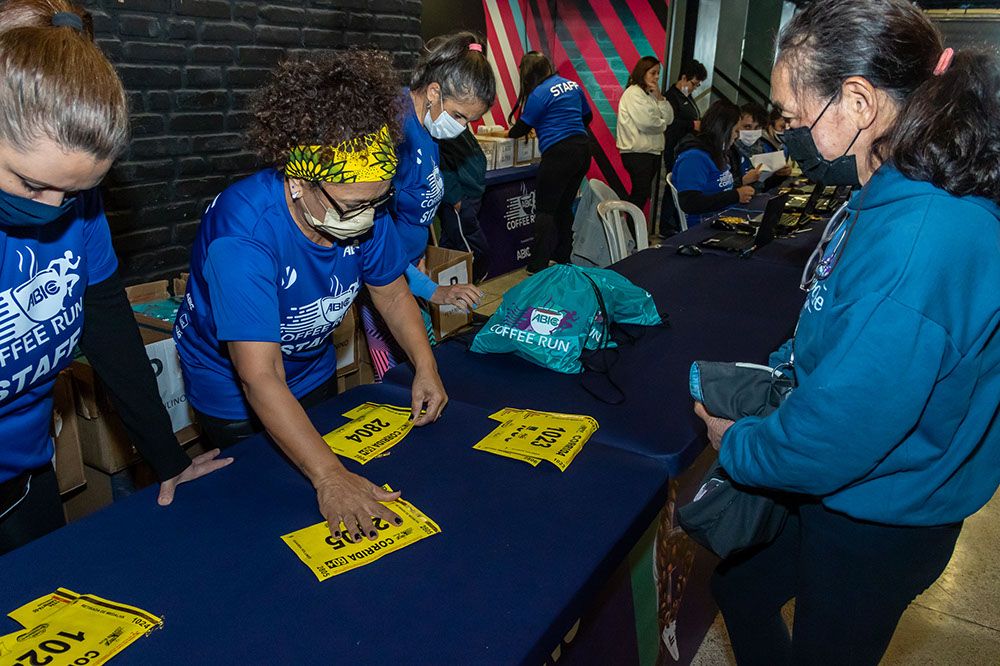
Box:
[395,518,403,524]
[354,533,361,540]
[369,530,377,537]
[408,415,414,421]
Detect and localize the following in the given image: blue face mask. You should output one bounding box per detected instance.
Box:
[0,188,77,228]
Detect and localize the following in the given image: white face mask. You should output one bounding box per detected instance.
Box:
[301,200,376,240]
[739,129,762,146]
[424,97,466,140]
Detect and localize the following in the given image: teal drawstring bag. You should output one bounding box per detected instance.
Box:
[470,265,663,374]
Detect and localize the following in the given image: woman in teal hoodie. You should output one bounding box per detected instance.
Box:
[695,1,1000,663]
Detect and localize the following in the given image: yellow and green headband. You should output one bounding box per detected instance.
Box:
[285,125,397,183]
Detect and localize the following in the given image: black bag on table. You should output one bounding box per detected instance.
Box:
[678,361,795,559]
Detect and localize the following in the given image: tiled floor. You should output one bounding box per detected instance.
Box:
[479,268,1000,666]
[692,487,1000,665]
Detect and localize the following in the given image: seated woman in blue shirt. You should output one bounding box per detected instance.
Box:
[671,100,757,227]
[174,51,447,542]
[363,32,496,380]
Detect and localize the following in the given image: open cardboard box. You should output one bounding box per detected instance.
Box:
[423,245,474,340]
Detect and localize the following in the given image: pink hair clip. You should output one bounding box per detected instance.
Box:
[468,43,483,52]
[934,47,954,76]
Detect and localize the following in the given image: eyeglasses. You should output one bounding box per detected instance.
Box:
[317,184,395,220]
[800,202,851,292]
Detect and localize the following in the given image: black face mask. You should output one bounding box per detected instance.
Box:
[782,95,862,187]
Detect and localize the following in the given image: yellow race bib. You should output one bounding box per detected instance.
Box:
[476,409,599,471]
[323,404,414,464]
[281,488,441,581]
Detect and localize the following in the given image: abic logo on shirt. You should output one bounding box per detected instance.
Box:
[280,276,361,355]
[0,251,84,401]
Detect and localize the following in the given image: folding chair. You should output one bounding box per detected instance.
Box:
[665,172,689,232]
[597,200,648,264]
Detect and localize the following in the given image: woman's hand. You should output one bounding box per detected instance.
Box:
[693,120,701,132]
[742,165,762,185]
[775,165,792,177]
[411,368,448,425]
[430,284,484,313]
[315,470,403,541]
[737,186,755,204]
[157,448,234,506]
[694,402,735,451]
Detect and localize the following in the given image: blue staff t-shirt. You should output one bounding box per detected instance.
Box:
[672,147,735,227]
[391,89,445,265]
[174,169,408,420]
[520,75,591,154]
[0,189,117,482]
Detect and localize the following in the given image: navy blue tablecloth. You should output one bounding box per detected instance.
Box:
[386,250,805,475]
[0,383,671,665]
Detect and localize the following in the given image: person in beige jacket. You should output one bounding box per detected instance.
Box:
[616,56,674,217]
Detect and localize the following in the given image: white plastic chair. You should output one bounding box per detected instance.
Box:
[597,200,648,264]
[665,172,689,232]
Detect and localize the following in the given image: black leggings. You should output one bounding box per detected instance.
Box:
[0,464,65,556]
[620,151,660,213]
[711,500,961,666]
[530,134,591,272]
[195,375,340,450]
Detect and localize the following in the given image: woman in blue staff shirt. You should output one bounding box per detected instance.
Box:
[0,0,226,555]
[671,100,756,227]
[508,52,593,274]
[363,32,495,380]
[695,0,1000,663]
[174,51,448,543]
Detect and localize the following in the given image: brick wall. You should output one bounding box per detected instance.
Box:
[80,0,424,284]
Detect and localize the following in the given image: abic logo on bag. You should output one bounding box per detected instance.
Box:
[528,308,564,335]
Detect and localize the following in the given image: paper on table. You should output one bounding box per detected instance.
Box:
[750,152,788,176]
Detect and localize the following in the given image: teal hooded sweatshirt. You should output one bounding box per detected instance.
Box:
[720,164,1000,526]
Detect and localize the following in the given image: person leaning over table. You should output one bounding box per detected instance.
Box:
[616,55,674,214]
[694,0,1000,663]
[670,100,756,228]
[507,51,593,274]
[0,0,229,556]
[360,31,495,381]
[172,51,448,542]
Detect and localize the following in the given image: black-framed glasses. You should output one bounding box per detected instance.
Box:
[800,202,850,292]
[317,184,395,220]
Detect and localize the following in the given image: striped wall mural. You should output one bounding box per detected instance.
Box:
[480,0,669,194]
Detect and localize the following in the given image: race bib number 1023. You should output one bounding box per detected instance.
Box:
[474,408,599,471]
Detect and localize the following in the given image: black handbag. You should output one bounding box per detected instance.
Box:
[678,361,795,558]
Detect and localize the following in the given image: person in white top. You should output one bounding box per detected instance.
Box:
[616,56,674,216]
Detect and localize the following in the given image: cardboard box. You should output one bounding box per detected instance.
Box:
[51,369,85,495]
[477,138,497,171]
[333,304,360,377]
[62,464,114,524]
[72,279,199,474]
[477,136,514,170]
[423,245,474,340]
[533,137,542,160]
[514,136,536,166]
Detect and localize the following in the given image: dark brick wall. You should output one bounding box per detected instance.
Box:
[80,0,424,284]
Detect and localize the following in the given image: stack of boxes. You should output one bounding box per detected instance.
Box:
[475,126,540,171]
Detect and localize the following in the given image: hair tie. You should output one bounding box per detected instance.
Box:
[468,43,483,53]
[52,11,83,32]
[933,47,954,76]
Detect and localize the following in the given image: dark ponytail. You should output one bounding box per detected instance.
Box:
[777,0,1000,205]
[410,31,496,109]
[507,51,555,125]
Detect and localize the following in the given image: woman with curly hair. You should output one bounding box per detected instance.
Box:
[173,50,447,541]
[360,32,496,380]
[0,0,227,555]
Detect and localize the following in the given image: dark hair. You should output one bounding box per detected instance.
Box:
[777,0,1000,204]
[508,51,556,124]
[767,104,786,129]
[249,50,404,170]
[410,31,496,109]
[627,55,660,88]
[0,0,128,160]
[678,59,707,82]
[697,100,741,169]
[740,102,768,129]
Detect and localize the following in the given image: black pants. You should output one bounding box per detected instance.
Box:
[437,196,490,282]
[620,151,660,214]
[0,464,65,556]
[195,376,339,450]
[530,134,591,273]
[711,500,962,666]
